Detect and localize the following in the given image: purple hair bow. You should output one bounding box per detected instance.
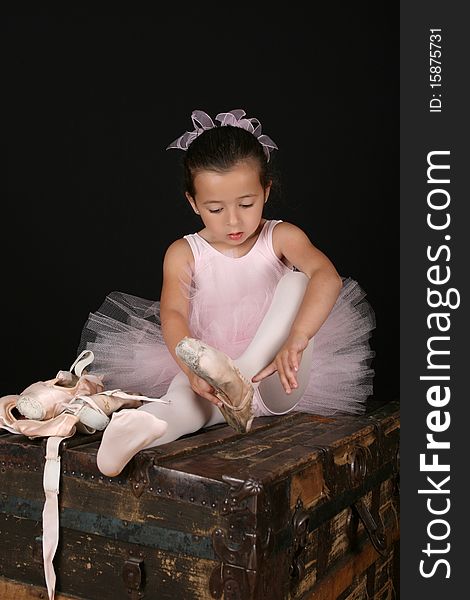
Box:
[166,109,278,160]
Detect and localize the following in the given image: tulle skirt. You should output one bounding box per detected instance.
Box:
[77,277,375,416]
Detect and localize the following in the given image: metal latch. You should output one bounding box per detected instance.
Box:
[122,556,145,599]
[352,498,387,556]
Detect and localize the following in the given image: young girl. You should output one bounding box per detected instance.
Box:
[79,109,375,477]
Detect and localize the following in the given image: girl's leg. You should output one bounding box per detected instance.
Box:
[96,371,223,476]
[97,271,314,476]
[235,271,315,414]
[138,371,224,443]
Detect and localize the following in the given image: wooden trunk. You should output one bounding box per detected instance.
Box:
[0,401,399,599]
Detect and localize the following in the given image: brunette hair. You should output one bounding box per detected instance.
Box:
[183,125,273,198]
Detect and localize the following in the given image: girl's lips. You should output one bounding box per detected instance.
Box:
[228,232,243,240]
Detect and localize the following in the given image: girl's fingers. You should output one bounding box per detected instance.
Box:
[279,350,303,392]
[289,350,299,372]
[202,391,222,407]
[253,348,302,392]
[204,387,223,407]
[191,379,223,407]
[279,355,296,390]
[208,395,223,407]
[278,368,292,394]
[252,362,277,382]
[288,351,300,386]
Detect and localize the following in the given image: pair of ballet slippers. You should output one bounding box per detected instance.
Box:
[13,350,144,434]
[176,337,255,433]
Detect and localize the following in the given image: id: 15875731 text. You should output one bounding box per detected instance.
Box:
[429,28,442,113]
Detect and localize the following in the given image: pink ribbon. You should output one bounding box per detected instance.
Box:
[167,109,278,160]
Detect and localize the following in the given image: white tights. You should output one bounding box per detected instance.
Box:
[139,270,314,447]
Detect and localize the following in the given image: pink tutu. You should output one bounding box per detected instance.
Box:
[296,277,375,415]
[78,277,375,416]
[78,293,180,399]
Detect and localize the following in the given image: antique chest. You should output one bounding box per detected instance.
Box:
[0,400,399,599]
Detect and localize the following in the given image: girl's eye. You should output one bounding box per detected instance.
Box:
[207,204,253,213]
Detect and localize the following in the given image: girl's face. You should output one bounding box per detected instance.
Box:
[186,161,270,247]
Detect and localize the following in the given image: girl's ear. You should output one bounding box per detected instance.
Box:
[185,192,200,215]
[264,181,272,204]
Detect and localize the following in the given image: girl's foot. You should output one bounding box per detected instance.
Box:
[175,337,254,433]
[96,409,167,477]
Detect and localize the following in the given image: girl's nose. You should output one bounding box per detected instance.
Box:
[226,210,240,226]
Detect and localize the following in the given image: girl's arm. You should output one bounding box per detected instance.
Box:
[160,239,193,366]
[160,239,222,406]
[252,221,343,393]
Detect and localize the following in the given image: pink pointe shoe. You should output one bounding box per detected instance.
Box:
[15,350,104,421]
[63,389,146,431]
[175,337,254,433]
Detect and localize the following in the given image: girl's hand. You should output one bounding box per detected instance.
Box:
[251,333,310,394]
[187,372,223,408]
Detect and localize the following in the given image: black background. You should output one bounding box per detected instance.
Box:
[3,12,398,405]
